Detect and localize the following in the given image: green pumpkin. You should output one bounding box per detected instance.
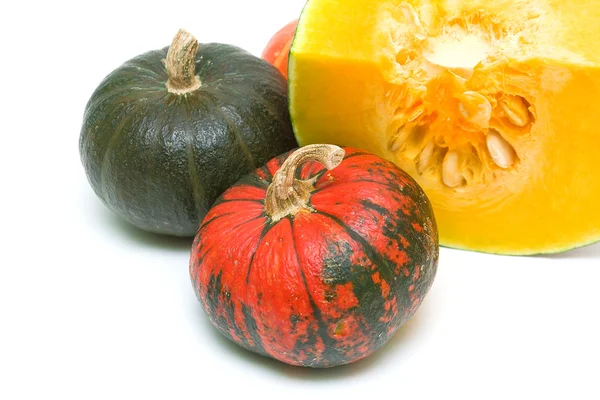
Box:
[79,29,297,237]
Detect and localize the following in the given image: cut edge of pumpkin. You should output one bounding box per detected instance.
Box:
[442,235,600,257]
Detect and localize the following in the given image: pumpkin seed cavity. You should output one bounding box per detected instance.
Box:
[385,3,539,190]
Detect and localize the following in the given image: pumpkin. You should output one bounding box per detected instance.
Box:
[79,29,297,237]
[261,19,298,78]
[189,144,439,368]
[288,0,600,254]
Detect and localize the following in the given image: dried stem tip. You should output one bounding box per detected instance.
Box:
[166,29,202,95]
[265,144,345,222]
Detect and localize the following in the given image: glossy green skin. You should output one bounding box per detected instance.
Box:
[80,43,297,236]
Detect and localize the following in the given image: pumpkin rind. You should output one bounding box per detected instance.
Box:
[80,40,297,236]
[261,19,298,78]
[189,148,439,368]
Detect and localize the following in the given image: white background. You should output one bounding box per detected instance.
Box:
[1,1,599,399]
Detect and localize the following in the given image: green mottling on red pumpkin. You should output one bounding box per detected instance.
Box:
[189,147,438,368]
[412,222,424,233]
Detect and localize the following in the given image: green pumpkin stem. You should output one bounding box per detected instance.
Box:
[265,144,345,222]
[165,29,202,95]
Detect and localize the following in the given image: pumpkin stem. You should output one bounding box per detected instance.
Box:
[265,144,345,222]
[165,29,202,95]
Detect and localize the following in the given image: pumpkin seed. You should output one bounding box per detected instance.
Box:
[400,2,423,29]
[486,129,517,168]
[458,91,492,129]
[416,140,436,174]
[388,131,403,152]
[500,95,531,127]
[407,105,425,122]
[442,151,466,188]
[404,125,429,159]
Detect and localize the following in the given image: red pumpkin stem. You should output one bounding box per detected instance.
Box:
[166,29,202,95]
[265,144,345,222]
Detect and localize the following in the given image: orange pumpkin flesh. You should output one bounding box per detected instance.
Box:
[289,0,600,255]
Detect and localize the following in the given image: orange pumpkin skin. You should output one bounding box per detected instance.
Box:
[261,20,298,78]
[189,147,438,368]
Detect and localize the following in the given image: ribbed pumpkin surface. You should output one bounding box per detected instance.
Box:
[190,148,438,367]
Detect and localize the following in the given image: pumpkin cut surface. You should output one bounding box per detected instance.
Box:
[190,145,438,368]
[289,0,600,254]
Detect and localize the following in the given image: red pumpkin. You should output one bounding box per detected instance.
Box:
[261,19,298,78]
[189,145,439,368]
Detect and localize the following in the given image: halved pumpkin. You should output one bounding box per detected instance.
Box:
[289,0,600,255]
